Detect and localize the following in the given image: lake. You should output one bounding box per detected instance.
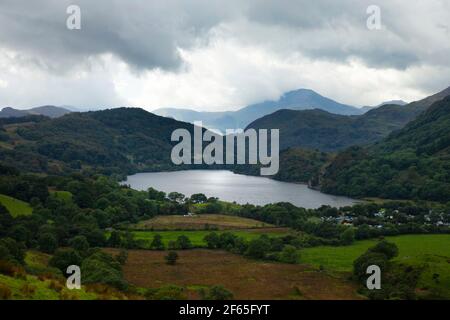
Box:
[124,170,358,209]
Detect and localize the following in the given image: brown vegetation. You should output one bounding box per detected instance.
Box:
[107,249,362,300]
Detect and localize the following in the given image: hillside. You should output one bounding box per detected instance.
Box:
[0,106,71,118]
[0,108,197,175]
[247,87,450,152]
[154,88,362,132]
[361,100,408,113]
[320,96,450,201]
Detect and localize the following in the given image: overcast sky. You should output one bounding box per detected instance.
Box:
[0,0,449,111]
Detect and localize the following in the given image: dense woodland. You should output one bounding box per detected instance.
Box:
[321,96,450,202]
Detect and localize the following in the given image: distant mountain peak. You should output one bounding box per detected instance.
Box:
[154,88,361,132]
[0,105,71,118]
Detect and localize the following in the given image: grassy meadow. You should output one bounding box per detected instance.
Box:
[0,194,32,217]
[301,234,450,299]
[131,228,290,248]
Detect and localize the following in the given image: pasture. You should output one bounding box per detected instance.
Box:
[0,194,32,217]
[131,214,274,231]
[301,234,450,299]
[131,228,290,248]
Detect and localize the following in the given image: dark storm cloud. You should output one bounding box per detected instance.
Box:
[1,0,448,73]
[0,0,238,72]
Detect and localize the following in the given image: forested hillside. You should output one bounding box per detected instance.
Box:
[246,87,450,152]
[0,108,196,175]
[320,96,450,201]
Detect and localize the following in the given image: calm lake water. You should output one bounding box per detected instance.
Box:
[124,170,358,209]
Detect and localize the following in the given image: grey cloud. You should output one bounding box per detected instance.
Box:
[0,0,449,72]
[0,0,238,72]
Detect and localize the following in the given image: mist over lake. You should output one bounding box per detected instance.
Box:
[124,170,358,209]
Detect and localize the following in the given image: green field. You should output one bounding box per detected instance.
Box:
[301,234,450,298]
[0,194,32,217]
[131,228,290,248]
[132,214,274,230]
[0,274,102,300]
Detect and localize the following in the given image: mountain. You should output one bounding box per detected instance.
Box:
[0,108,198,175]
[0,107,29,118]
[361,100,408,113]
[246,86,450,152]
[377,100,408,107]
[0,106,71,118]
[320,95,450,201]
[154,108,237,131]
[154,89,363,132]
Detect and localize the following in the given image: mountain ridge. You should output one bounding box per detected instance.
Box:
[320,95,450,201]
[0,105,71,118]
[246,86,450,152]
[154,88,363,132]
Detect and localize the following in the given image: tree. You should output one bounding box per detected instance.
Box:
[369,240,399,259]
[0,238,25,264]
[205,201,222,214]
[49,248,82,273]
[353,252,388,282]
[9,225,30,243]
[340,228,355,245]
[150,234,165,250]
[148,187,165,201]
[121,231,137,249]
[38,233,58,254]
[116,249,128,265]
[81,251,127,290]
[279,245,299,264]
[353,240,398,282]
[189,193,207,204]
[108,230,122,248]
[175,235,192,250]
[68,235,90,252]
[168,192,185,204]
[203,232,220,249]
[165,251,178,265]
[245,236,270,259]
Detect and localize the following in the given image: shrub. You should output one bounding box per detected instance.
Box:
[145,285,186,300]
[203,232,220,249]
[20,283,36,297]
[340,228,355,245]
[279,245,299,264]
[245,236,270,259]
[369,240,399,260]
[0,238,26,264]
[81,251,127,290]
[59,291,79,300]
[49,249,83,274]
[0,284,12,300]
[165,251,178,265]
[175,235,192,250]
[353,252,388,282]
[68,235,90,253]
[116,249,128,265]
[108,231,122,248]
[150,234,165,250]
[38,233,58,254]
[204,285,233,300]
[48,280,64,292]
[0,260,16,276]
